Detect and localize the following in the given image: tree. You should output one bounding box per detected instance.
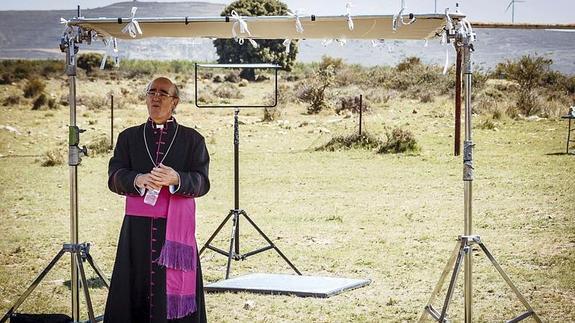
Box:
[213,0,298,80]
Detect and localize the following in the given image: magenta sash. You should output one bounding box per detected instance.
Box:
[126,188,197,319]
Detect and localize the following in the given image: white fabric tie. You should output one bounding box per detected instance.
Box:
[287,10,305,33]
[230,10,258,48]
[441,10,455,75]
[121,7,142,38]
[393,0,416,32]
[284,10,305,53]
[101,37,119,70]
[346,2,354,31]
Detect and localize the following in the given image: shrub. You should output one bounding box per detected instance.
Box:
[87,137,112,155]
[224,71,241,83]
[32,93,47,110]
[262,107,281,122]
[2,95,21,106]
[213,83,243,99]
[297,57,337,114]
[336,96,370,114]
[23,78,46,98]
[378,127,420,154]
[419,91,434,103]
[396,56,421,72]
[495,55,553,116]
[41,148,65,167]
[82,95,108,111]
[262,84,290,122]
[317,132,383,152]
[77,53,113,73]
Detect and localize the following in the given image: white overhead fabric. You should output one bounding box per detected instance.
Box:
[67,14,464,41]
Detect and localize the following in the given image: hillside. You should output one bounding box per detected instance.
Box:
[0,1,224,58]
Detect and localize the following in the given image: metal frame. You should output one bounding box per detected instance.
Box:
[195,63,300,279]
[561,114,575,154]
[1,24,109,323]
[419,24,541,323]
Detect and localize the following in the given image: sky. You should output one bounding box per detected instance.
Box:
[0,0,573,24]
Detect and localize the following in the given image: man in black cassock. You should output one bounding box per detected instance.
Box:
[104,77,210,323]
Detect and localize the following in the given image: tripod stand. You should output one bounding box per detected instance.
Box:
[1,25,109,323]
[419,26,541,323]
[199,108,301,279]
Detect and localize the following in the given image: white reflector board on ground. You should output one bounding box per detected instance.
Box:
[67,14,464,40]
[205,273,371,297]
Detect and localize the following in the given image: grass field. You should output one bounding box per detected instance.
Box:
[0,72,574,322]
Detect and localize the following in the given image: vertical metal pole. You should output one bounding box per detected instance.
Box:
[233,108,240,255]
[66,39,80,322]
[110,94,114,150]
[455,49,462,156]
[359,95,363,137]
[462,33,474,323]
[567,118,571,154]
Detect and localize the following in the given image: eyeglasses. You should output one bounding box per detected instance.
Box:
[146,90,176,99]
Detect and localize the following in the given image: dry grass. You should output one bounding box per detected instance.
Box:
[0,75,574,323]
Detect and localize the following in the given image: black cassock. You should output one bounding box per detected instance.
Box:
[104,118,210,323]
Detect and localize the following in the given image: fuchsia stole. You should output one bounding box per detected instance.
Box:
[126,188,197,319]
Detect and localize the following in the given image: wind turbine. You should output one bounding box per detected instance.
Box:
[505,0,526,23]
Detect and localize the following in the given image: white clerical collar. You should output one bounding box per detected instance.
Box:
[151,118,174,129]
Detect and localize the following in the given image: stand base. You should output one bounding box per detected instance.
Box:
[420,235,541,323]
[200,209,301,279]
[0,243,110,323]
[205,273,370,297]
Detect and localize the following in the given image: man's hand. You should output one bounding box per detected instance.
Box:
[150,163,180,187]
[135,173,162,191]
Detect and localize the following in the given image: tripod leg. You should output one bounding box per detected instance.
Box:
[420,242,461,323]
[0,248,67,323]
[438,242,467,322]
[477,242,542,323]
[76,253,96,323]
[84,253,110,289]
[200,210,234,255]
[240,211,301,275]
[225,212,239,279]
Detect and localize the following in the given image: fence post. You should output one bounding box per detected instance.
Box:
[110,93,114,150]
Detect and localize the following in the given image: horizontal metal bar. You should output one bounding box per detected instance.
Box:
[207,245,231,257]
[241,245,274,259]
[68,13,456,25]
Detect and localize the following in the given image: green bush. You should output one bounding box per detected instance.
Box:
[378,127,420,154]
[0,60,64,81]
[296,56,337,114]
[23,78,46,98]
[495,55,553,116]
[317,132,383,152]
[78,53,113,73]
